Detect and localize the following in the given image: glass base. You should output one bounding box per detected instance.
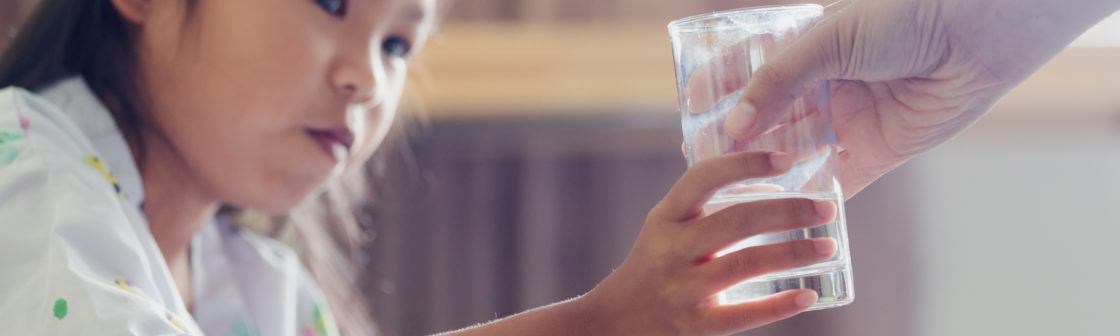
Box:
[718,261,853,311]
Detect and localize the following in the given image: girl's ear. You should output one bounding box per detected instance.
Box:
[110,0,152,24]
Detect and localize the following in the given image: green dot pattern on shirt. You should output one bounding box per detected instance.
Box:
[231,320,257,336]
[0,131,21,144]
[0,131,23,165]
[313,304,327,336]
[52,298,68,320]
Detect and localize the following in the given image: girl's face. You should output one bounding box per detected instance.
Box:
[129,0,435,212]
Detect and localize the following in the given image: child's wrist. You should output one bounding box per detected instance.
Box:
[563,294,602,336]
[571,285,634,336]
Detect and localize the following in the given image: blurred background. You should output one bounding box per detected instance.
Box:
[5,1,1120,335]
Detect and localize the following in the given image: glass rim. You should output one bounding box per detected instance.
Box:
[667,3,824,33]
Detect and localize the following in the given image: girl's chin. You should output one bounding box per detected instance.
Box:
[222,160,342,215]
[233,182,328,215]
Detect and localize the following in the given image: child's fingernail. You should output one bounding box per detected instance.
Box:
[814,238,836,256]
[795,291,818,308]
[768,152,791,172]
[813,200,836,221]
[725,101,757,137]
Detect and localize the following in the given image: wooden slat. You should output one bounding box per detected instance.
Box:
[404,23,680,119]
[404,23,1120,123]
[990,47,1120,122]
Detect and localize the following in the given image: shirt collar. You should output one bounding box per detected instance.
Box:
[37,77,146,209]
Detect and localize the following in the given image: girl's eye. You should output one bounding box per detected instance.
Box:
[314,0,347,17]
[382,36,413,59]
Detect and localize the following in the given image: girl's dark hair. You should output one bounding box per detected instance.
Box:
[0,1,378,335]
[0,0,147,151]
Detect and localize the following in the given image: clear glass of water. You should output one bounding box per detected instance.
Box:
[668,4,854,311]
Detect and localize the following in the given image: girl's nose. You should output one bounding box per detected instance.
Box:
[330,47,386,107]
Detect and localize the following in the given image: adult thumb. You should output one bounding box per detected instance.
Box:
[724,9,846,140]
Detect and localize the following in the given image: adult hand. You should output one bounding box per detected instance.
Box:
[719,0,1120,197]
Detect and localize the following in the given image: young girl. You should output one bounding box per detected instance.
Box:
[0,0,838,335]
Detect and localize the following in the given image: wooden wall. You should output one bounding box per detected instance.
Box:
[412,1,1120,122]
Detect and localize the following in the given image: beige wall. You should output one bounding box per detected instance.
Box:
[913,120,1120,336]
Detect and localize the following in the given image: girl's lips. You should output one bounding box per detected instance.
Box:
[306,128,354,161]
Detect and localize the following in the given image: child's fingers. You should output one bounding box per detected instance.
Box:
[695,238,836,294]
[655,151,791,222]
[700,289,818,335]
[689,198,836,256]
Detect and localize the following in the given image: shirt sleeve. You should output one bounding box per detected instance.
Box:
[0,88,193,335]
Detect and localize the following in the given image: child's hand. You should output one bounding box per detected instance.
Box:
[579,150,838,335]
